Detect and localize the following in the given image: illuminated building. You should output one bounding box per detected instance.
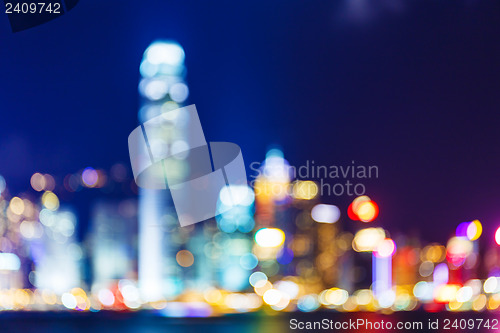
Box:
[288,191,320,293]
[0,180,82,294]
[0,193,27,290]
[90,199,138,288]
[1,147,499,312]
[33,206,82,294]
[136,40,199,301]
[310,203,343,289]
[253,150,292,281]
[372,238,396,307]
[213,185,256,291]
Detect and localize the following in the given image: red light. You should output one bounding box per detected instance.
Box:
[348,196,379,222]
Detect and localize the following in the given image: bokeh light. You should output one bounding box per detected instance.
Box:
[9,197,25,215]
[255,228,285,248]
[176,250,194,267]
[466,219,482,241]
[374,238,396,258]
[311,204,340,223]
[145,41,185,66]
[348,196,379,222]
[292,181,318,200]
[82,167,99,187]
[495,227,500,246]
[352,228,385,252]
[41,191,60,211]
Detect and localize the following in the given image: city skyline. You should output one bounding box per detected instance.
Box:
[2,1,500,244]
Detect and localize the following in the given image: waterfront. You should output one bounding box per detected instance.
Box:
[2,311,500,333]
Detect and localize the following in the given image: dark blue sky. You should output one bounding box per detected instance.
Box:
[1,0,500,242]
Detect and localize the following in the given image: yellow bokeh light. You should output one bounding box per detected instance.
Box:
[448,300,462,311]
[353,228,385,252]
[263,289,282,306]
[71,288,87,298]
[292,181,318,200]
[41,191,59,211]
[352,196,371,211]
[254,177,289,202]
[204,289,223,304]
[434,284,460,304]
[488,294,500,310]
[325,288,349,306]
[9,197,25,215]
[254,281,273,296]
[342,296,358,312]
[472,294,487,311]
[356,201,377,222]
[354,289,373,306]
[421,245,446,263]
[41,290,57,305]
[466,219,482,241]
[14,289,30,307]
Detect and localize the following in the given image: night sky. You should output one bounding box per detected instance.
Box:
[1,0,500,243]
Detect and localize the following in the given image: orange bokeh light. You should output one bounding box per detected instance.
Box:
[348,196,379,222]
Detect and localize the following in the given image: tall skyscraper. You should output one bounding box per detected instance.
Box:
[136,41,192,301]
[253,149,291,281]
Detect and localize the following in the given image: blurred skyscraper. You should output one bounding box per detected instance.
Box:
[136,41,193,301]
[253,150,292,282]
[33,207,81,294]
[90,199,137,288]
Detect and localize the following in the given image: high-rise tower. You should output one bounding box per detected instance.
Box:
[137,41,190,301]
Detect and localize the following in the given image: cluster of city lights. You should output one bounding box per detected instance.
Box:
[1,39,499,316]
[0,147,499,316]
